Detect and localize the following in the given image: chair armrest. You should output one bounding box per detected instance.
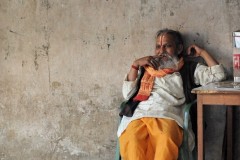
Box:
[183,100,197,146]
[115,117,122,160]
[183,100,197,131]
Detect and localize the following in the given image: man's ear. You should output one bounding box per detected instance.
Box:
[177,44,183,54]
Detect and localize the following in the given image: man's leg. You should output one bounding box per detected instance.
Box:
[143,118,183,160]
[119,119,149,160]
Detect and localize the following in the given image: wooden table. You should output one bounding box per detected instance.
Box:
[191,82,240,160]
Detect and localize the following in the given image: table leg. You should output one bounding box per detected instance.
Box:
[227,106,233,160]
[197,95,204,160]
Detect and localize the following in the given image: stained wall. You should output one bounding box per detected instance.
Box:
[0,0,240,159]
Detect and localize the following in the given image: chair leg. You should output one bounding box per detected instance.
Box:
[115,139,121,160]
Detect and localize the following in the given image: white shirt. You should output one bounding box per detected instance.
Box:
[117,64,226,150]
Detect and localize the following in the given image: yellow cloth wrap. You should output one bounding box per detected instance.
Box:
[133,57,184,101]
[119,118,183,160]
[133,68,174,101]
[144,66,175,77]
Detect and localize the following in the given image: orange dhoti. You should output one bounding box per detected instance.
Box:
[119,118,183,160]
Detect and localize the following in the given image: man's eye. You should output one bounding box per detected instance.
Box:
[165,44,172,48]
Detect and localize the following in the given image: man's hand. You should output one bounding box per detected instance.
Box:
[187,44,204,57]
[187,44,218,67]
[133,56,159,70]
[127,56,158,81]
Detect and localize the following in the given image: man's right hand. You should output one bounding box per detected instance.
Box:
[133,56,159,70]
[127,56,158,81]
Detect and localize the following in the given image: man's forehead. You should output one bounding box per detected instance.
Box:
[156,34,175,43]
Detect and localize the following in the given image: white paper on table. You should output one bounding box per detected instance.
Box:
[233,31,240,48]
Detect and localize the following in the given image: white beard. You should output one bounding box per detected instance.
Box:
[154,53,179,70]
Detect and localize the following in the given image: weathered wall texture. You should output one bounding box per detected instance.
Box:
[0,0,239,159]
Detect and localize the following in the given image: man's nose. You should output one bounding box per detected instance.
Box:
[157,47,165,56]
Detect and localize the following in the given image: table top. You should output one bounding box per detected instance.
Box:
[191,81,240,94]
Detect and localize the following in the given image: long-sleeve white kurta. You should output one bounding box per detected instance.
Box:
[117,63,226,150]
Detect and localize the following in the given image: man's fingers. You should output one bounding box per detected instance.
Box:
[151,59,159,69]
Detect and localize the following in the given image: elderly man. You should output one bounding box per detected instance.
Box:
[117,29,226,160]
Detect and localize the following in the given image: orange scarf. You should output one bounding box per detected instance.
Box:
[133,58,184,101]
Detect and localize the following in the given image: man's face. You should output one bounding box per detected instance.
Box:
[155,33,179,57]
[154,33,182,70]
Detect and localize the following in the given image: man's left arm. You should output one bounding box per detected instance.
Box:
[187,44,218,67]
[187,44,227,85]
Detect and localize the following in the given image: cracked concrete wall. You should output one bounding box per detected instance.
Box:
[0,0,239,160]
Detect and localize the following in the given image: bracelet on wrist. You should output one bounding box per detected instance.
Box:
[131,65,139,70]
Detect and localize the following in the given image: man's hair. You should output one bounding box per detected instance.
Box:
[155,28,184,56]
